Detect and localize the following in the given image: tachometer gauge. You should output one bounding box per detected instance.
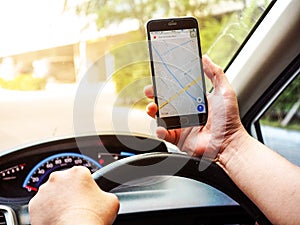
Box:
[1,164,26,181]
[22,153,102,192]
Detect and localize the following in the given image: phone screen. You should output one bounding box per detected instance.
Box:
[148,26,207,128]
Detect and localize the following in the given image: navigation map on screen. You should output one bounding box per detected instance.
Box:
[150,28,206,118]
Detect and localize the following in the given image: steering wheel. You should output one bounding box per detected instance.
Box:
[93,152,271,225]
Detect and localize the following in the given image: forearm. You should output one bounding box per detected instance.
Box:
[218,131,300,225]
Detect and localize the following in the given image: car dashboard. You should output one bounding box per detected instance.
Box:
[0,134,254,225]
[0,134,168,199]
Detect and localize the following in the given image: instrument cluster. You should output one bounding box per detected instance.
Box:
[0,134,167,200]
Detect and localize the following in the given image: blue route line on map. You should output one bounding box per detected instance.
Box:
[152,43,197,101]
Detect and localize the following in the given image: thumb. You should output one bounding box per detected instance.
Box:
[202,55,231,93]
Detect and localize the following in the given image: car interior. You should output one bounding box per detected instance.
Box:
[0,0,299,224]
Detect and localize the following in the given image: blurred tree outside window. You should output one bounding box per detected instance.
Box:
[0,0,271,98]
[64,0,271,106]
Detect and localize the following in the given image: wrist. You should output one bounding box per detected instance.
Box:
[217,127,251,170]
[56,208,105,225]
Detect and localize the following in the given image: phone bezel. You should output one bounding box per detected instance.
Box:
[147,17,208,129]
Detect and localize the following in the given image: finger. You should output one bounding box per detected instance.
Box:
[202,55,223,81]
[156,127,181,145]
[156,127,167,140]
[146,102,157,118]
[143,85,154,99]
[202,55,229,92]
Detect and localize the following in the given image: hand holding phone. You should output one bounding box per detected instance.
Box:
[147,17,208,129]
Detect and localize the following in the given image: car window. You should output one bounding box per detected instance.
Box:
[256,74,300,166]
[0,0,273,151]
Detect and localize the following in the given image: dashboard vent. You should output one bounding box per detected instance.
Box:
[0,211,7,225]
[0,206,17,225]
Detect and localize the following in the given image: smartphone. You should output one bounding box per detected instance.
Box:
[146,17,208,129]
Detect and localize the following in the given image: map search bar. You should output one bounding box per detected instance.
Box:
[151,29,195,40]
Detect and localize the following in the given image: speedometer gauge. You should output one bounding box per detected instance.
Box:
[22,153,102,192]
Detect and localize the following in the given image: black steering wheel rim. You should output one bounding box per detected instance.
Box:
[93,152,271,225]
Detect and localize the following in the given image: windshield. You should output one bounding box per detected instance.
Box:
[0,0,272,151]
